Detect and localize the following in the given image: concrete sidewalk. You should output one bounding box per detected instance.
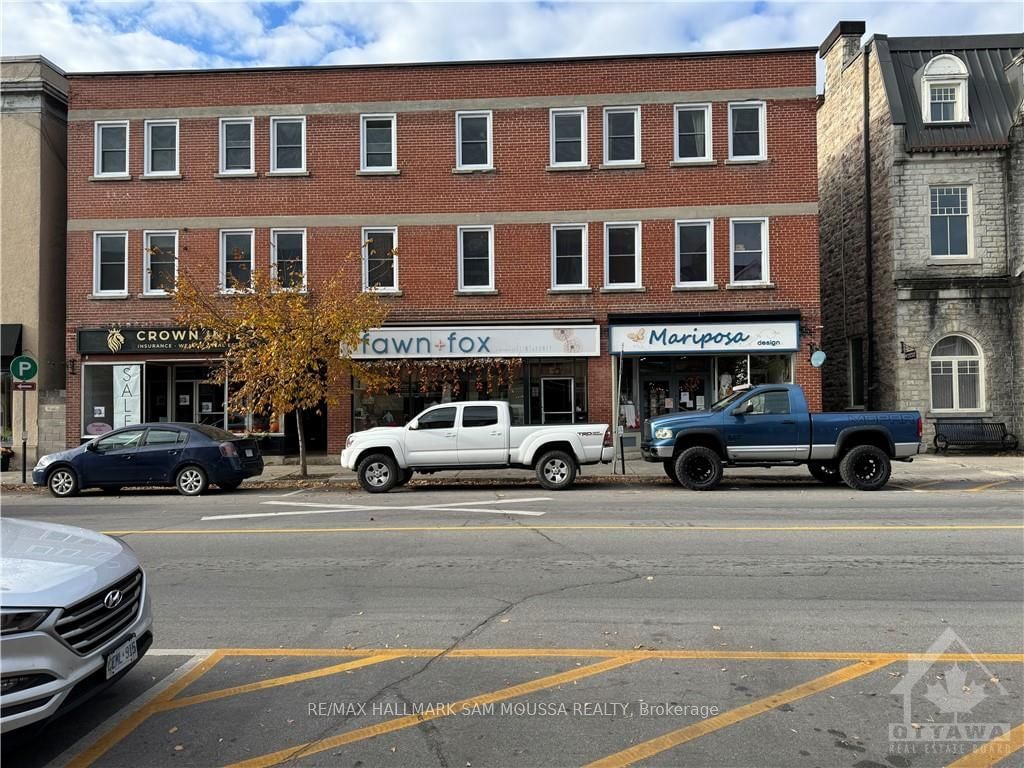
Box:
[3,452,1019,489]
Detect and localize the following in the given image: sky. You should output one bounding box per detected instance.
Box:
[0,0,1021,80]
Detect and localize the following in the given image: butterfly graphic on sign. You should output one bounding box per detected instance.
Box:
[626,328,646,344]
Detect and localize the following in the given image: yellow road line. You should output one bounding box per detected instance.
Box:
[158,653,401,712]
[946,722,1024,767]
[224,654,644,768]
[103,523,1024,536]
[584,659,890,768]
[966,480,1012,493]
[65,650,225,768]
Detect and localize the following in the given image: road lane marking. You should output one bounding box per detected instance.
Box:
[584,659,890,768]
[64,650,225,768]
[280,488,307,497]
[946,722,1024,767]
[202,496,553,520]
[159,653,401,711]
[224,654,644,768]
[966,480,1011,493]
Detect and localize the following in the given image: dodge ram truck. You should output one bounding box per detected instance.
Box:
[341,401,614,492]
[641,384,923,491]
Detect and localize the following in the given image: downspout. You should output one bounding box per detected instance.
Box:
[863,42,875,410]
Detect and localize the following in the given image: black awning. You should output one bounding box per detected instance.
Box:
[1,324,23,359]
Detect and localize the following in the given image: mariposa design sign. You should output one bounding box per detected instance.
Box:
[610,321,800,354]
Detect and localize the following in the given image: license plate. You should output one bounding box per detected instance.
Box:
[245,449,254,457]
[105,635,138,679]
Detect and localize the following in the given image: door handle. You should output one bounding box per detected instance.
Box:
[168,450,180,456]
[781,419,796,425]
[444,432,456,438]
[489,431,502,436]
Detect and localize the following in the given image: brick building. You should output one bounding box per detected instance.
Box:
[65,47,821,455]
[817,22,1023,443]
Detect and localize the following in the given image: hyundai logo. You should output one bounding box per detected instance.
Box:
[103,590,123,609]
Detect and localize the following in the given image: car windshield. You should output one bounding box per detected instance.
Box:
[190,424,237,441]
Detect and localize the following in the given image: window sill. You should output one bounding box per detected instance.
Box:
[725,157,768,165]
[927,257,981,266]
[218,289,254,296]
[672,284,718,292]
[600,286,646,293]
[923,120,970,127]
[215,171,257,178]
[357,169,401,176]
[670,159,716,167]
[452,167,495,174]
[89,174,131,182]
[726,282,775,290]
[137,293,172,299]
[926,411,993,419]
[545,164,591,172]
[454,289,498,296]
[267,170,309,177]
[365,289,403,296]
[141,173,182,180]
[548,287,592,294]
[90,293,129,300]
[599,162,645,170]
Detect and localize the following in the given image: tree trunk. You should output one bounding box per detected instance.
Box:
[295,408,307,477]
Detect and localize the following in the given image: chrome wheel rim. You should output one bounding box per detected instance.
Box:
[543,458,569,484]
[179,469,204,494]
[51,471,74,495]
[366,462,391,487]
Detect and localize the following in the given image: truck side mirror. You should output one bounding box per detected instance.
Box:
[86,442,98,452]
[408,418,419,430]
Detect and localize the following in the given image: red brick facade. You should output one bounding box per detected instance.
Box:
[66,48,821,453]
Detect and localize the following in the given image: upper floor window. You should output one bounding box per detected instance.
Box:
[729,218,769,284]
[144,230,177,294]
[219,118,254,174]
[675,220,714,287]
[922,54,968,124]
[362,227,399,292]
[271,229,306,290]
[93,232,128,296]
[551,224,588,289]
[930,186,971,258]
[603,222,641,288]
[674,104,712,163]
[456,111,492,170]
[220,229,254,291]
[94,121,129,177]
[728,102,766,161]
[360,114,396,172]
[270,117,305,173]
[457,225,494,291]
[549,108,587,167]
[144,120,178,176]
[603,107,641,165]
[930,334,984,412]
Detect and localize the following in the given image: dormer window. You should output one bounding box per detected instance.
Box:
[921,54,969,124]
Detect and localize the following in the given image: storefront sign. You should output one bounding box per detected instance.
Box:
[350,325,601,359]
[113,365,141,428]
[78,326,222,354]
[609,321,799,354]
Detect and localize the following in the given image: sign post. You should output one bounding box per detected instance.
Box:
[10,355,38,484]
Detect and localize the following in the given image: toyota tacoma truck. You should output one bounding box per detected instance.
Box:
[641,384,923,491]
[341,401,614,492]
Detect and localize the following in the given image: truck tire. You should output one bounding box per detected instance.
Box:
[357,453,399,493]
[536,450,577,491]
[663,460,683,486]
[839,445,891,491]
[808,461,843,485]
[673,446,722,491]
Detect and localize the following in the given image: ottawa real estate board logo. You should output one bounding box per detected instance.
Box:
[889,628,1010,756]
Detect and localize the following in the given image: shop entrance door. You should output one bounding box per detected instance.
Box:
[174,376,225,428]
[540,378,574,424]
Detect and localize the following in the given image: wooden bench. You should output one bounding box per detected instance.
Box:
[933,418,1019,453]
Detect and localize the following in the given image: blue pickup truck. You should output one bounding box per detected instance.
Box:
[640,384,922,491]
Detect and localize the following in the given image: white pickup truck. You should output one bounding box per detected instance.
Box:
[341,401,614,492]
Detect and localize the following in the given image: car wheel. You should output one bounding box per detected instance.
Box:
[839,445,891,491]
[219,481,242,491]
[808,461,843,485]
[663,460,683,486]
[673,446,723,491]
[176,465,208,496]
[535,449,577,491]
[47,467,79,498]
[357,453,399,493]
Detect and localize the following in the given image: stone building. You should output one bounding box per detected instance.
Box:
[817,22,1024,444]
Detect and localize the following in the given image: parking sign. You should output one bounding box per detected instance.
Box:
[10,355,38,381]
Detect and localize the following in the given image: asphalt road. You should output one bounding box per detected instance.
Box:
[3,476,1023,768]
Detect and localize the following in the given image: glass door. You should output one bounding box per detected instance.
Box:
[540,378,574,424]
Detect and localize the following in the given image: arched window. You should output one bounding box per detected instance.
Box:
[930,334,984,412]
[921,54,969,124]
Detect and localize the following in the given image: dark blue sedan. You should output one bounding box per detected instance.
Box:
[32,423,264,497]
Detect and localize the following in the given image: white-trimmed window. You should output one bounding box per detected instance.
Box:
[93,232,128,295]
[674,104,712,163]
[675,220,714,287]
[144,120,178,176]
[143,230,177,294]
[360,114,396,171]
[729,218,769,284]
[929,186,971,258]
[930,334,984,412]
[456,111,493,170]
[728,102,766,161]
[457,225,494,290]
[922,54,969,124]
[94,121,129,177]
[362,227,399,292]
[219,118,255,174]
[603,222,641,288]
[220,229,255,291]
[549,108,587,167]
[270,117,305,173]
[551,224,588,289]
[271,229,306,290]
[603,107,641,165]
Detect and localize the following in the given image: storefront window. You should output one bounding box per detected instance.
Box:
[83,365,115,436]
[0,372,12,445]
[750,354,792,385]
[715,355,749,399]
